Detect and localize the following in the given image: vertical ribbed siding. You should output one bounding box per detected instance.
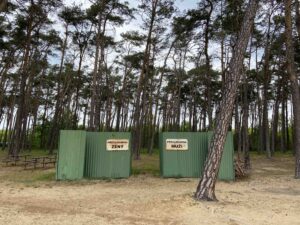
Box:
[159,133,163,175]
[56,130,86,180]
[161,132,209,178]
[217,132,235,180]
[160,132,234,181]
[197,132,209,177]
[84,132,99,178]
[84,132,131,179]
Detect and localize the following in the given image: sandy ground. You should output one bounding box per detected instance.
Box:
[0,155,299,225]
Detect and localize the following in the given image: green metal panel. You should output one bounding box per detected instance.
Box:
[208,132,235,180]
[56,130,86,180]
[159,133,164,175]
[84,132,131,179]
[160,132,234,181]
[160,132,209,178]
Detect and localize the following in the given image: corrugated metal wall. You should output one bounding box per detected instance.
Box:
[208,132,235,180]
[57,130,233,180]
[160,132,235,180]
[160,132,208,178]
[84,132,131,179]
[56,130,86,180]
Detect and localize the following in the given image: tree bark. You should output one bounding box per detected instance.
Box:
[281,99,287,152]
[295,0,300,38]
[271,97,279,154]
[47,23,69,152]
[284,0,300,178]
[242,76,250,169]
[262,12,273,158]
[132,0,158,160]
[204,0,213,130]
[195,0,258,201]
[9,13,33,156]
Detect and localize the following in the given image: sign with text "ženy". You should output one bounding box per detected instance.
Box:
[166,139,188,151]
[106,139,129,151]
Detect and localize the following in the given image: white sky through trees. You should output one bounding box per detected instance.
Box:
[60,0,261,72]
[59,0,202,71]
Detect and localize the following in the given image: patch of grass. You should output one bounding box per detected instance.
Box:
[271,151,294,157]
[0,168,56,185]
[0,149,56,159]
[34,172,56,182]
[131,153,160,176]
[0,150,6,158]
[140,148,160,155]
[245,151,294,159]
[0,149,57,185]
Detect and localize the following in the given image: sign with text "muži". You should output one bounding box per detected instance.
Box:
[106,139,129,151]
[166,139,188,150]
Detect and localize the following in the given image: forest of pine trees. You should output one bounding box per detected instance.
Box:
[0,0,300,168]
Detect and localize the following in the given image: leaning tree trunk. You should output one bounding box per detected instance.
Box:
[284,0,300,179]
[194,0,258,201]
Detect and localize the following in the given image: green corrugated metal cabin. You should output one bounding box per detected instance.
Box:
[57,131,131,180]
[159,132,235,180]
[56,130,86,180]
[84,132,131,179]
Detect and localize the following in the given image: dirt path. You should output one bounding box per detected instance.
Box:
[0,155,299,225]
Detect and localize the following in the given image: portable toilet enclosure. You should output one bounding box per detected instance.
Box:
[84,132,131,179]
[159,132,234,180]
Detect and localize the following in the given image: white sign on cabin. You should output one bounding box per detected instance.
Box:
[166,139,188,151]
[106,139,129,151]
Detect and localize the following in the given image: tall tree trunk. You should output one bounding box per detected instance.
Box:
[47,23,69,153]
[195,0,258,201]
[148,41,175,154]
[132,0,158,160]
[271,97,279,154]
[89,9,104,131]
[285,102,290,150]
[235,99,242,159]
[9,15,33,156]
[72,53,84,129]
[262,13,272,158]
[258,91,264,153]
[220,0,225,85]
[242,76,250,169]
[271,80,281,154]
[284,0,300,178]
[204,0,213,130]
[2,106,13,150]
[295,0,300,38]
[281,99,287,152]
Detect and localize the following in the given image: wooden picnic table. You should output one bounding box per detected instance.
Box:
[2,154,31,166]
[24,155,57,170]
